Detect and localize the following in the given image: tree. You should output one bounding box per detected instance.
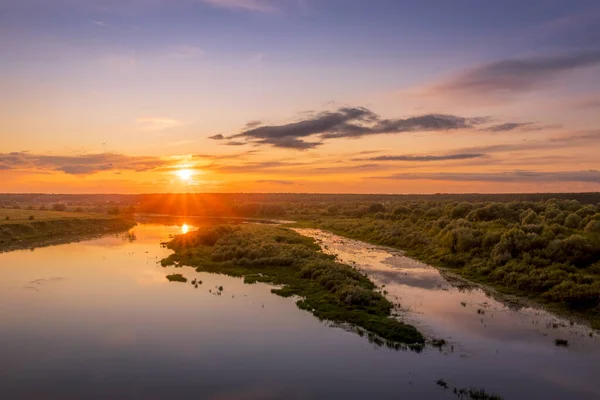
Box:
[52,203,67,212]
[368,203,386,213]
[584,220,600,234]
[521,210,539,225]
[564,213,582,229]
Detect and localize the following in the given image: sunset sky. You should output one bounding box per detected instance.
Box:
[1,0,599,193]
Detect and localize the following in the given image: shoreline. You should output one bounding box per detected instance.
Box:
[292,221,600,331]
[0,217,137,252]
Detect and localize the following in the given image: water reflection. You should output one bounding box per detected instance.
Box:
[0,221,598,399]
[181,223,189,234]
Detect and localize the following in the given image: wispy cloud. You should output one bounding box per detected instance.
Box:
[480,123,533,132]
[0,152,168,175]
[0,151,258,175]
[136,117,182,131]
[571,94,600,109]
[355,153,486,162]
[426,50,600,100]
[167,45,204,59]
[200,0,278,13]
[256,179,295,185]
[371,170,600,183]
[455,130,600,154]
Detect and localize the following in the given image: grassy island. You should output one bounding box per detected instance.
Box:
[161,224,424,347]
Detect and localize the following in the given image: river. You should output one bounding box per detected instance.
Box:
[0,220,598,399]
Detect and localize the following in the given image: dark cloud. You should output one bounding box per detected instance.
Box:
[315,163,381,172]
[209,134,225,140]
[371,170,600,183]
[432,50,600,97]
[357,153,485,162]
[481,123,532,132]
[224,141,247,146]
[226,107,490,149]
[254,137,322,149]
[256,180,295,185]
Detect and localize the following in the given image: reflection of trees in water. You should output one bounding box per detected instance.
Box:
[122,230,137,242]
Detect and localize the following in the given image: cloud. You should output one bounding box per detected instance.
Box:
[428,50,600,99]
[480,123,533,132]
[371,170,600,183]
[200,0,278,13]
[312,164,384,173]
[455,130,600,154]
[244,120,262,129]
[572,94,600,109]
[226,107,490,149]
[0,152,169,175]
[256,179,295,185]
[224,141,247,146]
[357,153,486,162]
[209,134,225,140]
[210,160,308,173]
[55,165,114,175]
[168,45,204,59]
[136,117,182,131]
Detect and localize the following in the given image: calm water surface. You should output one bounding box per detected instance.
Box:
[0,221,599,399]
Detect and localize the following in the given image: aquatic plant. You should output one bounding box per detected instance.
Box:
[166,274,187,283]
[554,338,569,347]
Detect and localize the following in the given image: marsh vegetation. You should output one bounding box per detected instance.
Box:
[162,224,424,346]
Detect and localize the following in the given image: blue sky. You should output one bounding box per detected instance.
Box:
[1,0,599,193]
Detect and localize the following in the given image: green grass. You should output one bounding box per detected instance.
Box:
[0,209,113,224]
[0,211,136,251]
[296,215,600,329]
[161,224,424,347]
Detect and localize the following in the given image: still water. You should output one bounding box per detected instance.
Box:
[0,221,599,399]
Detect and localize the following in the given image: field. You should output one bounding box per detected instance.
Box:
[0,208,115,224]
[0,208,136,251]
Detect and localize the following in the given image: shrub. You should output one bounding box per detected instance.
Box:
[564,213,582,229]
[584,220,600,234]
[52,203,67,212]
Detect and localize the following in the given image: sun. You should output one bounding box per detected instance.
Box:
[181,224,189,234]
[176,168,193,182]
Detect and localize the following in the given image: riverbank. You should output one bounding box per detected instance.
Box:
[0,210,136,252]
[292,218,600,330]
[161,224,425,347]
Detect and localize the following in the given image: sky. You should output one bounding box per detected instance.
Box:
[1,0,599,194]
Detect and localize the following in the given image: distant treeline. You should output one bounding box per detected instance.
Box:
[1,192,600,217]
